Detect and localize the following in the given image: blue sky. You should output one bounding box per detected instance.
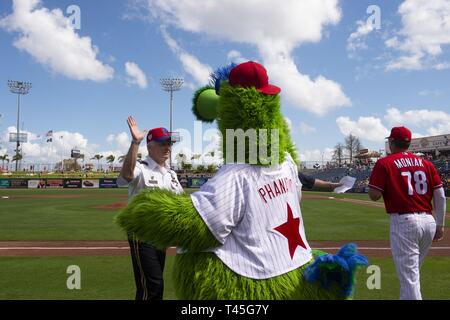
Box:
[0,0,449,168]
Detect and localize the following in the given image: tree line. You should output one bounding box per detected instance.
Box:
[332,134,364,166]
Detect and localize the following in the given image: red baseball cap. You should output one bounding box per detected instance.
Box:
[228,61,281,95]
[147,127,172,144]
[387,126,412,142]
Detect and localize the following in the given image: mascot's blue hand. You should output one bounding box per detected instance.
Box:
[304,243,369,298]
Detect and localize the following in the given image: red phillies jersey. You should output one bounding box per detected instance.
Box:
[369,152,442,214]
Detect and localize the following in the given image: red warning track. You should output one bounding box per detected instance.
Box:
[1,238,449,257]
[1,194,448,257]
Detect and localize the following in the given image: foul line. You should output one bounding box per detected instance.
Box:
[314,247,450,250]
[0,247,130,250]
[0,246,449,251]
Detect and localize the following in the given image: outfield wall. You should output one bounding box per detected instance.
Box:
[0,177,210,189]
[0,178,121,189]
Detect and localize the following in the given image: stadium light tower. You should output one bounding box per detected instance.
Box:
[8,80,32,172]
[160,77,184,168]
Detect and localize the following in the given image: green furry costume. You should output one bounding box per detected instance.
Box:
[116,61,368,300]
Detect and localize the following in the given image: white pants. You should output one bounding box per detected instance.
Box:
[390,213,436,300]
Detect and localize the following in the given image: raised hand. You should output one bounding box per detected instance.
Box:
[127,116,147,143]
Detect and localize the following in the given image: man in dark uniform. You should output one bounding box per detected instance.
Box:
[117,116,183,300]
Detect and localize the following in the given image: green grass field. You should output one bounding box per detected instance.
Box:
[1,256,449,300]
[0,189,128,240]
[0,188,449,300]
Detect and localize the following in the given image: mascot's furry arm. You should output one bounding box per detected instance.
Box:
[115,188,220,251]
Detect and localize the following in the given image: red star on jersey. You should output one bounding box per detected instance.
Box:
[274,203,307,259]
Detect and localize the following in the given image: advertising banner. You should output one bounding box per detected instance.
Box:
[46,179,64,188]
[82,179,99,189]
[10,179,28,189]
[410,134,450,152]
[28,180,40,189]
[99,178,118,188]
[37,179,47,189]
[64,179,82,188]
[189,177,208,188]
[386,134,450,154]
[0,179,10,188]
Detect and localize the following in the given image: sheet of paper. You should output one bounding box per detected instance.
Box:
[333,176,356,194]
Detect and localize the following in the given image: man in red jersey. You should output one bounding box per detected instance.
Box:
[368,126,446,300]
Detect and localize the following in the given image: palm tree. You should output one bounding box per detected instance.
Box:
[182,162,192,171]
[0,154,9,171]
[118,155,126,163]
[106,155,115,172]
[91,154,104,171]
[206,164,217,173]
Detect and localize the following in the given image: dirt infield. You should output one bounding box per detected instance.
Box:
[302,194,450,219]
[2,194,448,257]
[3,194,128,200]
[5,194,84,199]
[1,236,449,257]
[303,194,385,209]
[93,202,127,210]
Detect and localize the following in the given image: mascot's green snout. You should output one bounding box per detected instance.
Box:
[116,61,368,300]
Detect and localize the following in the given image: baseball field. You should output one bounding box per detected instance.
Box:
[0,188,449,300]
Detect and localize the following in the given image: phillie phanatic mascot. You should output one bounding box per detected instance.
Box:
[116,61,368,299]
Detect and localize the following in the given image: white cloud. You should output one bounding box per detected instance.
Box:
[143,0,351,115]
[0,127,140,170]
[125,61,148,89]
[385,36,399,48]
[385,0,450,71]
[227,50,248,64]
[298,122,316,135]
[433,62,450,70]
[336,116,389,142]
[106,132,131,154]
[284,117,293,132]
[264,57,351,116]
[418,89,442,97]
[161,28,212,86]
[298,148,334,163]
[335,107,450,146]
[384,107,450,136]
[386,53,424,71]
[2,127,94,164]
[347,20,376,53]
[0,0,114,82]
[106,134,115,145]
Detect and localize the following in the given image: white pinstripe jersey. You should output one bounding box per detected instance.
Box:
[190,153,312,279]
